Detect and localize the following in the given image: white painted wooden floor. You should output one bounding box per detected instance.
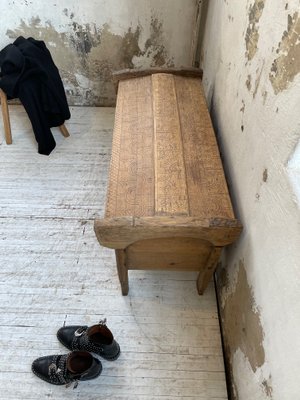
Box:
[0,106,227,400]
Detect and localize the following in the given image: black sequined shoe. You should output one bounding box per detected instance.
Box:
[57,319,120,361]
[31,350,102,388]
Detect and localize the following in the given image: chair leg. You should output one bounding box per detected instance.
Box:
[59,124,70,137]
[0,89,12,144]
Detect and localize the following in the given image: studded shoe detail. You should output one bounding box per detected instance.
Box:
[57,319,120,360]
[31,351,102,387]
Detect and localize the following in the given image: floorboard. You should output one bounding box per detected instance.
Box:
[0,106,227,399]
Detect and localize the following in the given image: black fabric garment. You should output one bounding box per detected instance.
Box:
[0,36,70,155]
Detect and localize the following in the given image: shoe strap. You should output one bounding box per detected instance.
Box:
[74,326,88,337]
[71,328,104,354]
[48,354,70,385]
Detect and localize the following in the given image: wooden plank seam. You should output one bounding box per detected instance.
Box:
[173,74,191,217]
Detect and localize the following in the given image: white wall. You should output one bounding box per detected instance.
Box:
[200,0,300,399]
[0,0,200,105]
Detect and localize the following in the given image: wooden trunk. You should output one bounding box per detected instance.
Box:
[94,68,242,295]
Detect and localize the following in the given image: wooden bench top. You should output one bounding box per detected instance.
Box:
[106,72,234,218]
[94,70,241,249]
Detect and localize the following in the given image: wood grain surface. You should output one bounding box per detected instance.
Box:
[94,216,242,249]
[104,72,235,221]
[174,76,234,218]
[152,73,189,215]
[105,76,155,218]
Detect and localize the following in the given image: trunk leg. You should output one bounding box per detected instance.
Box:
[115,249,129,295]
[197,247,222,295]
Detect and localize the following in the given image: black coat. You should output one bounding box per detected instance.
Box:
[0,36,70,155]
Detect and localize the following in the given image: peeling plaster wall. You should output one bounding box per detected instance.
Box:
[199,0,300,399]
[0,0,199,106]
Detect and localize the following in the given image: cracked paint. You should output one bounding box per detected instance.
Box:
[269,12,300,94]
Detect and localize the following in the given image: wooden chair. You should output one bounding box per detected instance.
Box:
[0,88,70,145]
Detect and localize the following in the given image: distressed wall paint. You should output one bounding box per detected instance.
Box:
[200,0,300,399]
[269,12,300,94]
[245,0,265,61]
[0,0,198,106]
[219,261,265,374]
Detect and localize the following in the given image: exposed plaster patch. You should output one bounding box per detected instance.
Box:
[269,12,300,94]
[88,23,143,75]
[219,260,265,373]
[6,13,173,106]
[217,261,269,399]
[144,14,174,67]
[6,17,79,74]
[245,0,265,61]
